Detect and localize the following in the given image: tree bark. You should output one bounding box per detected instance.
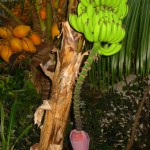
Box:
[37,21,83,150]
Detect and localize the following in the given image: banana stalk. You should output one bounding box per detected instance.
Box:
[73,42,99,130]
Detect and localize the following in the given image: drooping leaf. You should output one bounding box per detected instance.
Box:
[111,53,119,88]
[125,0,141,75]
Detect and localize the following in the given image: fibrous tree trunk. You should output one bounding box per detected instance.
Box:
[33,21,85,150]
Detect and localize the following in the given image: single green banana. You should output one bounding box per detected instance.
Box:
[99,20,107,42]
[111,24,122,43]
[89,12,95,33]
[98,43,122,56]
[116,3,124,18]
[93,20,101,42]
[119,4,128,19]
[92,8,102,42]
[98,8,104,20]
[81,12,89,26]
[106,43,122,56]
[92,9,100,25]
[105,21,112,42]
[107,22,117,43]
[77,2,86,16]
[84,25,94,42]
[69,14,80,32]
[98,19,104,42]
[116,27,126,43]
[81,13,94,42]
[116,1,128,19]
[110,25,122,43]
[76,15,84,33]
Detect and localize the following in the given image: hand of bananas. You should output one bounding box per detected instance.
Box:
[69,0,128,56]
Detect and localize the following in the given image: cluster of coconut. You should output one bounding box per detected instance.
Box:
[0,25,42,63]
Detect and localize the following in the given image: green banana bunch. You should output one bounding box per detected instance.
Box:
[84,7,125,43]
[69,0,128,56]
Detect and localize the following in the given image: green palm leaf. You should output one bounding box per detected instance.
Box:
[125,0,141,75]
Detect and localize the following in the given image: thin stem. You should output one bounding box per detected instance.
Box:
[126,84,150,150]
[46,0,53,40]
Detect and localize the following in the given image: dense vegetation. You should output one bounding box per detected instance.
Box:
[0,0,150,149]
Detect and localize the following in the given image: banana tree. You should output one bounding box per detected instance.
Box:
[32,0,129,149]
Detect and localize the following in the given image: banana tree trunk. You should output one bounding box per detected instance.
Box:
[33,21,84,150]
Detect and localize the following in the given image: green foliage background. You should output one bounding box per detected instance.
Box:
[0,65,41,149]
